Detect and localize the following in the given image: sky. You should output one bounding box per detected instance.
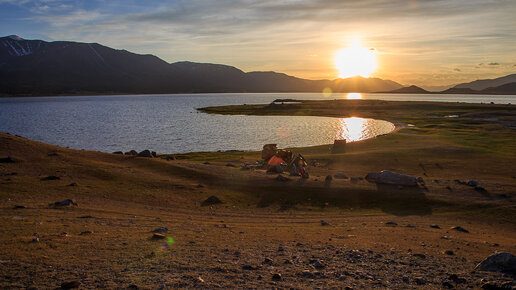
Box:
[1,0,515,89]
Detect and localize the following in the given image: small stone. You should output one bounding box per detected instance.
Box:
[320,220,330,226]
[325,175,333,181]
[242,264,257,270]
[152,227,168,233]
[31,237,39,243]
[442,281,454,288]
[51,199,78,207]
[112,151,123,155]
[137,150,153,158]
[151,233,166,240]
[271,273,282,281]
[451,226,469,233]
[430,224,441,229]
[225,163,236,167]
[126,285,138,289]
[413,253,426,259]
[201,195,222,206]
[313,259,325,269]
[414,277,426,285]
[41,175,60,181]
[449,274,466,284]
[262,258,273,265]
[385,221,398,226]
[13,205,26,209]
[67,182,77,187]
[195,276,204,283]
[277,246,285,252]
[60,280,81,289]
[467,180,478,187]
[445,250,455,255]
[80,231,93,235]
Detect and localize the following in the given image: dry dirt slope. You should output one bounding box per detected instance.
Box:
[0,132,515,288]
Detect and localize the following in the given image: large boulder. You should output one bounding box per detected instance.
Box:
[365,170,418,186]
[475,252,516,275]
[138,150,153,157]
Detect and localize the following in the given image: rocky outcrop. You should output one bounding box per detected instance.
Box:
[365,170,418,186]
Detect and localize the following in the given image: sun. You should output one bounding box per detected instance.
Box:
[335,41,377,78]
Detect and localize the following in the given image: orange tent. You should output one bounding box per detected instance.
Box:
[267,155,285,167]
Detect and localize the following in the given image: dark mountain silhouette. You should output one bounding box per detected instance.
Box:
[385,85,429,94]
[480,82,516,95]
[440,87,479,94]
[0,35,403,96]
[453,74,516,91]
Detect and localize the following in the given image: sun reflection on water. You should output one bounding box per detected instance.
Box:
[346,93,362,99]
[337,117,367,142]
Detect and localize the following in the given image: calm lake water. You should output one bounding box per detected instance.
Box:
[0,93,514,153]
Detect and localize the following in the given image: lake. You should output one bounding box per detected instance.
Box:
[0,93,514,153]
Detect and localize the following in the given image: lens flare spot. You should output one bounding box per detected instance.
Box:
[322,87,333,98]
[167,237,175,244]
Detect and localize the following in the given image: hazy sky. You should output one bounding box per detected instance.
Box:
[1,0,515,88]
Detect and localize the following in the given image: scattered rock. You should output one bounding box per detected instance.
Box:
[430,224,441,229]
[467,179,478,187]
[201,195,222,206]
[203,161,210,165]
[195,276,204,283]
[413,253,426,259]
[313,259,325,269]
[77,215,93,219]
[271,273,282,281]
[13,205,26,209]
[475,186,489,194]
[152,227,168,233]
[80,231,93,235]
[51,199,78,207]
[138,150,153,157]
[365,170,418,186]
[334,173,348,179]
[449,274,466,284]
[414,277,426,285]
[151,233,166,240]
[406,224,416,228]
[242,264,257,270]
[385,221,398,226]
[41,175,60,181]
[442,281,454,288]
[126,150,138,156]
[0,156,16,163]
[320,220,330,226]
[112,151,124,155]
[31,237,39,243]
[417,176,425,185]
[325,175,333,181]
[451,226,469,233]
[126,284,139,289]
[475,252,516,275]
[445,250,455,255]
[446,186,453,191]
[262,258,273,265]
[166,156,175,161]
[67,182,77,187]
[225,163,236,167]
[60,281,81,289]
[481,282,507,290]
[151,151,157,157]
[275,175,291,182]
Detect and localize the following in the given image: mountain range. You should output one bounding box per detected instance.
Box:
[1,35,515,96]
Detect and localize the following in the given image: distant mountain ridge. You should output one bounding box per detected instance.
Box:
[0,35,403,96]
[453,74,516,91]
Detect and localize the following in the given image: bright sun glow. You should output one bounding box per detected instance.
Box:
[335,40,377,78]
